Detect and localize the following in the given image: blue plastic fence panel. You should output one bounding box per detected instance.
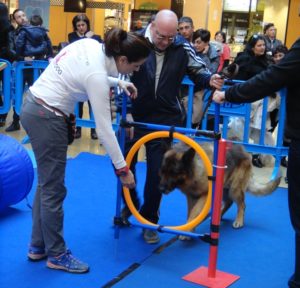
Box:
[14,60,48,115]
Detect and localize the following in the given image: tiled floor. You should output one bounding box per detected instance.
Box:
[1,110,288,189]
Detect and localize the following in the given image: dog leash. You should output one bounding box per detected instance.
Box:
[194,63,239,131]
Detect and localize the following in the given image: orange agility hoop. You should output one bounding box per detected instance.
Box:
[123,131,213,231]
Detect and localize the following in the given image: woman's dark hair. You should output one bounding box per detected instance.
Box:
[244,34,266,55]
[72,14,90,32]
[0,2,10,32]
[30,15,43,26]
[104,28,152,63]
[192,29,211,43]
[215,31,226,43]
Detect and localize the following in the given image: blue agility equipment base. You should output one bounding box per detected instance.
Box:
[0,134,34,211]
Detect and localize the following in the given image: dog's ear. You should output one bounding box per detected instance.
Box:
[182,148,196,167]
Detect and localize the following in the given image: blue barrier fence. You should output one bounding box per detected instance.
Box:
[13,60,49,115]
[0,60,288,178]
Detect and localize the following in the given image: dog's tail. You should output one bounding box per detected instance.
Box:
[247,176,281,196]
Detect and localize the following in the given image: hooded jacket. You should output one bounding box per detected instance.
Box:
[15,25,53,59]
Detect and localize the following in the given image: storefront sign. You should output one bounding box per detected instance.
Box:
[224,0,257,12]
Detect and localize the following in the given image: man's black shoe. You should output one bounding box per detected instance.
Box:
[90,129,98,140]
[5,121,20,132]
[281,157,288,168]
[121,198,140,226]
[74,128,81,139]
[288,275,300,288]
[120,206,132,226]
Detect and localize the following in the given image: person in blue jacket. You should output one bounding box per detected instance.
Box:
[213,37,300,288]
[15,14,53,60]
[120,9,223,244]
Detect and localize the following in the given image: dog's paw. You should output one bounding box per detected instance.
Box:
[232,221,244,229]
[178,235,192,241]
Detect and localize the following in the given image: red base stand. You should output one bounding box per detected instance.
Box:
[183,266,240,288]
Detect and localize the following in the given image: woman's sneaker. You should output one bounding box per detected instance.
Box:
[47,249,89,273]
[28,246,47,261]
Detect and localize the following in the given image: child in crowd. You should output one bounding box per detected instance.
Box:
[15,14,53,60]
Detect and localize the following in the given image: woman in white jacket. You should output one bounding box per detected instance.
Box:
[20,28,151,274]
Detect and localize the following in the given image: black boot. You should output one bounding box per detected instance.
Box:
[0,114,6,127]
[121,190,140,226]
[74,127,81,139]
[252,154,263,168]
[5,121,20,132]
[90,128,98,140]
[281,157,288,168]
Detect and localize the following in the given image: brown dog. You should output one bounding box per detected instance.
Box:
[159,141,281,235]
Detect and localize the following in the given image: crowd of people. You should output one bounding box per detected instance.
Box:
[0,7,53,131]
[1,4,299,288]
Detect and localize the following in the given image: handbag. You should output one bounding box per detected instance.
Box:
[65,113,76,145]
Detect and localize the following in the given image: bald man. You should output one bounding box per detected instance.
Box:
[121,10,223,244]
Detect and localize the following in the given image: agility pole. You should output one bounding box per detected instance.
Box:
[183,139,240,287]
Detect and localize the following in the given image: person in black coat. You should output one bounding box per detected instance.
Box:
[213,37,300,288]
[68,14,102,44]
[232,34,272,168]
[4,8,35,132]
[233,34,270,81]
[68,14,103,140]
[0,2,16,127]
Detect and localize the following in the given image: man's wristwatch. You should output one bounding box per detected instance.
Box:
[115,166,129,177]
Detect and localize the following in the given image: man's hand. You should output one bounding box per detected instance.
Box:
[209,74,224,90]
[120,169,136,189]
[24,56,34,62]
[118,80,138,99]
[213,90,226,104]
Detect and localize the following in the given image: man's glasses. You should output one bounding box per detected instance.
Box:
[154,29,175,42]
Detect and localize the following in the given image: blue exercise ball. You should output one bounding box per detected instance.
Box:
[0,134,34,211]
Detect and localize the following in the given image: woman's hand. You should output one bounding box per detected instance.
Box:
[213,90,226,103]
[119,169,136,189]
[209,74,224,90]
[118,80,138,99]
